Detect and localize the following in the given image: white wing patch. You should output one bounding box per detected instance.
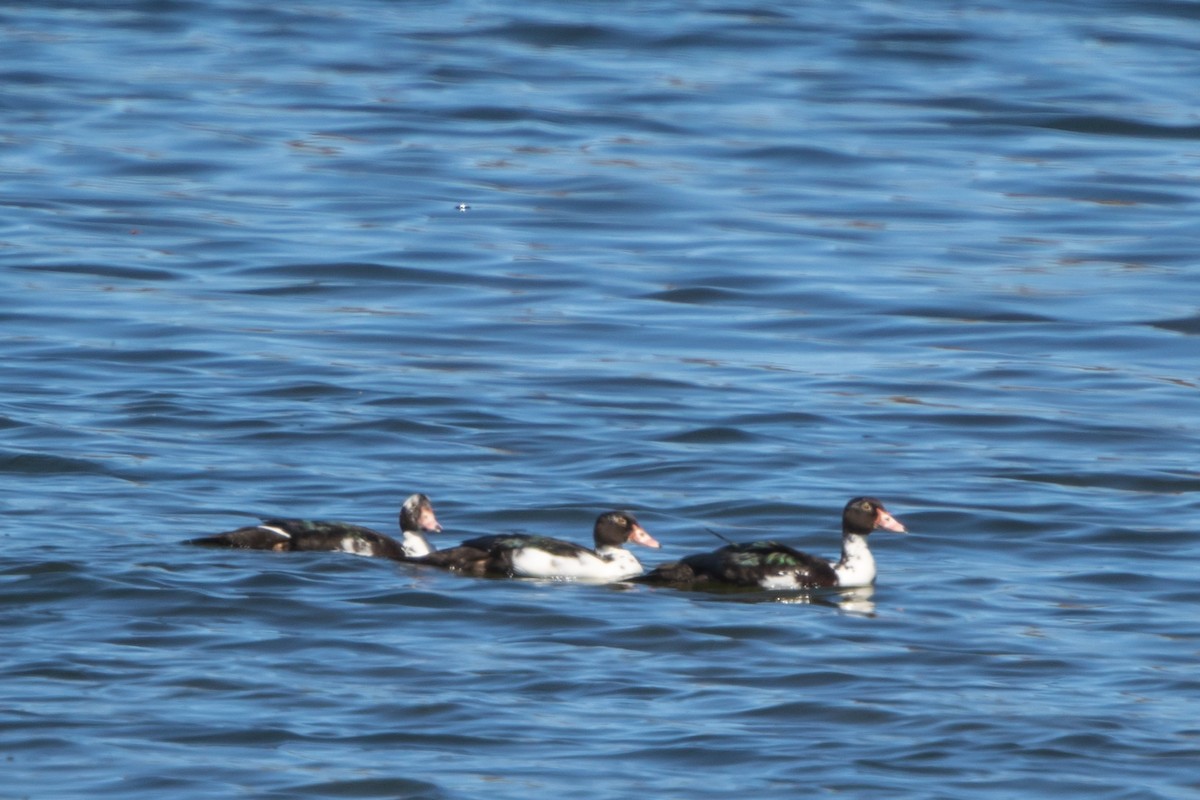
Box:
[255,525,291,539]
[337,537,375,556]
[759,573,802,591]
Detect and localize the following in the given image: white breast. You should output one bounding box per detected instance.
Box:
[255,525,291,539]
[400,531,432,557]
[832,533,877,587]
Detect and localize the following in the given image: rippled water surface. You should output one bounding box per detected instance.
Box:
[3,1,1199,798]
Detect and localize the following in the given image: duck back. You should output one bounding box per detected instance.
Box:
[186,519,405,559]
[412,534,591,577]
[645,541,838,590]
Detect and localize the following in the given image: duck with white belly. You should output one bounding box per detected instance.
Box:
[409,510,659,582]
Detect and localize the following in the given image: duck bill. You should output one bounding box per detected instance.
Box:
[420,508,443,533]
[874,508,906,533]
[628,524,661,549]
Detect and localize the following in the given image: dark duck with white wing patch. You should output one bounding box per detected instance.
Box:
[637,497,904,590]
[184,493,443,559]
[409,510,659,582]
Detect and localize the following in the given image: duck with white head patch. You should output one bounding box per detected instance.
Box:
[637,497,905,590]
[184,493,443,559]
[409,510,659,582]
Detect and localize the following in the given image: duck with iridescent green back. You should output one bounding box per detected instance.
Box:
[636,497,905,590]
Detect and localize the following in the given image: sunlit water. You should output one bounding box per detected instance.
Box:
[3,1,1199,798]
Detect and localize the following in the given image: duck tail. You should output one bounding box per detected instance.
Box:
[706,527,736,545]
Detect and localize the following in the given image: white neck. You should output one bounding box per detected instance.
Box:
[833,532,876,587]
[401,530,433,557]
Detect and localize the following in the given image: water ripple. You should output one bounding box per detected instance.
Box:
[3,1,1200,799]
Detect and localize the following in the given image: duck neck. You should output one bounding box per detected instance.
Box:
[401,530,432,557]
[833,532,876,587]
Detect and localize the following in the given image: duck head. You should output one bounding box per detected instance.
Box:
[842,497,905,536]
[400,493,443,534]
[593,510,660,550]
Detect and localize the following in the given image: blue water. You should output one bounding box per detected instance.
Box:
[3,1,1199,798]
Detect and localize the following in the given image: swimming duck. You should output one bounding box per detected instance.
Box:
[410,510,659,581]
[637,497,904,590]
[184,493,443,559]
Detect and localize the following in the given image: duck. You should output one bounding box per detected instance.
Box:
[636,497,904,590]
[409,510,659,582]
[184,493,443,559]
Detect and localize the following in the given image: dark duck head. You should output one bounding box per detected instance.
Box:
[397,493,443,557]
[842,496,905,536]
[592,510,660,552]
